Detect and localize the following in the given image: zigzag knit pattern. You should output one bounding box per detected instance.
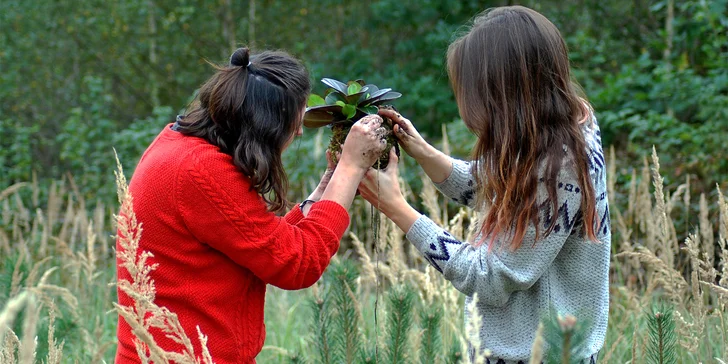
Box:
[405,115,610,363]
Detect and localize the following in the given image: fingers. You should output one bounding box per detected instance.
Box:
[387,147,399,166]
[325,150,337,170]
[359,114,383,128]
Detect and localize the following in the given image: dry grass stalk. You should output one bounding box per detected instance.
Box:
[461,293,490,364]
[0,292,29,347]
[420,175,443,226]
[0,183,28,204]
[18,295,39,364]
[46,301,65,364]
[528,322,544,364]
[1,329,21,363]
[615,247,687,300]
[112,151,215,364]
[350,232,377,285]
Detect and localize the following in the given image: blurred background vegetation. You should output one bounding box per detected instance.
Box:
[1,0,726,205]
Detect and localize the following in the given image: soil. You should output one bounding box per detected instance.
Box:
[329,117,399,169]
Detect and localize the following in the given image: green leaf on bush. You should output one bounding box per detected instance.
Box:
[308,94,326,107]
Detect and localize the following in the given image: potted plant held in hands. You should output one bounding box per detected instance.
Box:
[304,78,402,169]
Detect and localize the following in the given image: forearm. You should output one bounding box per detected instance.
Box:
[320,163,366,211]
[379,198,421,233]
[416,143,454,184]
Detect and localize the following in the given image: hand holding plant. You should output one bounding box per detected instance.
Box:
[358,148,405,211]
[339,115,389,171]
[303,78,402,168]
[379,108,432,163]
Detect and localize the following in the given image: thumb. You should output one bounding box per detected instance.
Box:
[385,148,399,175]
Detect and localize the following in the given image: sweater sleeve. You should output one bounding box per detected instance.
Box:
[176,151,350,290]
[434,158,477,209]
[407,172,584,306]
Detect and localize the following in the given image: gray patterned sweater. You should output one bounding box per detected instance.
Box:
[405,117,610,363]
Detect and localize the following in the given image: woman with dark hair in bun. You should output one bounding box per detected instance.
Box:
[115,47,388,363]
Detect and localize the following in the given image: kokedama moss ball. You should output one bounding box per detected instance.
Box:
[329,116,400,169]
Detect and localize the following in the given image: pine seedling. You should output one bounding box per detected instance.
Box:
[419,304,443,364]
[307,292,333,364]
[543,313,590,364]
[446,342,463,364]
[357,346,377,364]
[646,305,678,364]
[384,284,415,364]
[328,260,362,364]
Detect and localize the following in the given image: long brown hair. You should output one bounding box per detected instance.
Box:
[177,47,310,213]
[446,6,598,250]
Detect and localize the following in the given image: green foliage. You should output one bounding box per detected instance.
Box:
[307,260,362,364]
[384,285,416,364]
[645,305,678,364]
[419,305,443,364]
[542,313,591,364]
[445,344,463,364]
[307,292,333,364]
[304,78,401,128]
[329,260,362,364]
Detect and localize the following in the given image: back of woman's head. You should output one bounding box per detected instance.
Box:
[446,6,598,249]
[177,47,310,213]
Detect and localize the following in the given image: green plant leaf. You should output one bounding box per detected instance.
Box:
[362,88,392,104]
[307,94,326,107]
[322,78,348,95]
[304,108,338,128]
[335,100,346,107]
[325,92,346,105]
[345,89,369,104]
[347,82,362,96]
[358,105,378,115]
[371,91,402,106]
[342,104,356,120]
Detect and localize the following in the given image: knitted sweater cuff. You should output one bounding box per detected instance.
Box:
[308,200,351,239]
[284,205,305,225]
[405,214,439,251]
[434,158,476,207]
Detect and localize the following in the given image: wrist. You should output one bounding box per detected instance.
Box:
[335,158,368,178]
[378,195,408,217]
[413,143,438,164]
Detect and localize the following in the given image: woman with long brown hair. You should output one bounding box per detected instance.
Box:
[360,6,609,363]
[115,47,389,363]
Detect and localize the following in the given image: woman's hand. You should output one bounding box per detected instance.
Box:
[379,108,454,184]
[339,114,388,171]
[378,108,432,163]
[358,149,421,232]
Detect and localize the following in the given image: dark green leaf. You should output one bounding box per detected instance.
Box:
[362,88,392,104]
[325,92,346,105]
[345,89,369,104]
[370,91,402,106]
[358,105,378,115]
[303,109,336,128]
[321,78,348,95]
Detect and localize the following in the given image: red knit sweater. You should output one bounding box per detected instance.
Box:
[115,125,350,363]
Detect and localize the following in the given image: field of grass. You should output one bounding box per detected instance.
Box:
[1,147,727,363]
